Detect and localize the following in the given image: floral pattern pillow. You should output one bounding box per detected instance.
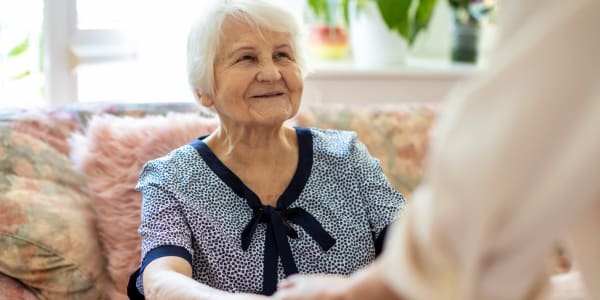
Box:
[296,103,439,199]
[0,127,109,300]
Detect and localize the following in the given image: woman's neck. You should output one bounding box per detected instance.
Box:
[204,124,297,165]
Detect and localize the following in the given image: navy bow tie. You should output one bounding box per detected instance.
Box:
[189,128,334,295]
[241,195,336,295]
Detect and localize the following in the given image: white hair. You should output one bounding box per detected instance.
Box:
[186,0,310,99]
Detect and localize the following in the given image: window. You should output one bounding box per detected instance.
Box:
[0,0,44,108]
[74,0,304,104]
[2,1,484,107]
[2,0,304,106]
[74,0,211,103]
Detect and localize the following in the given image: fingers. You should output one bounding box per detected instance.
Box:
[277,275,298,289]
[274,274,348,300]
[274,275,314,300]
[272,290,293,300]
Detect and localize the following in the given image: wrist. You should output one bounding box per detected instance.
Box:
[343,262,403,300]
[327,277,352,300]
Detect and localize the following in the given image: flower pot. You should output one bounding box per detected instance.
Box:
[308,24,349,60]
[451,20,480,63]
[348,1,407,67]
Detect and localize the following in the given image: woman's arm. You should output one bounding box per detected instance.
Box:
[275,261,403,300]
[143,256,219,300]
[379,1,600,299]
[143,256,268,300]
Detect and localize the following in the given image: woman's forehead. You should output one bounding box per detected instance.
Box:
[219,16,293,47]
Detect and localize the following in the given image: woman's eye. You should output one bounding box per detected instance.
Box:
[274,52,291,59]
[237,55,255,63]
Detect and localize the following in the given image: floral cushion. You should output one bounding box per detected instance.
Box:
[5,110,80,156]
[296,103,439,198]
[0,127,109,300]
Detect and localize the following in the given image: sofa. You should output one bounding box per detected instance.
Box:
[0,101,567,299]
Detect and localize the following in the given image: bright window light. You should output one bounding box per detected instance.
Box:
[74,0,304,103]
[0,0,44,108]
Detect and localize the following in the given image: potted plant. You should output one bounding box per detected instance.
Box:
[339,0,438,66]
[342,0,438,44]
[305,0,350,60]
[448,0,495,63]
[306,0,438,65]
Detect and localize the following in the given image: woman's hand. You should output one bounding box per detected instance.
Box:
[143,256,273,300]
[216,293,271,300]
[273,274,349,300]
[273,262,404,300]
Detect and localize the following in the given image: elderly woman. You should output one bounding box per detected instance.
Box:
[127,1,405,299]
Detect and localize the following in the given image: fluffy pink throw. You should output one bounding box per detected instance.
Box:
[70,113,218,299]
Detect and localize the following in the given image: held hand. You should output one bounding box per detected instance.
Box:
[215,293,271,300]
[273,274,349,300]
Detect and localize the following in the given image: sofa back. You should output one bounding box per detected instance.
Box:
[0,101,438,299]
[296,103,438,197]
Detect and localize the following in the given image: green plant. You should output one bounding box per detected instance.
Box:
[7,35,32,80]
[307,0,337,25]
[340,0,438,45]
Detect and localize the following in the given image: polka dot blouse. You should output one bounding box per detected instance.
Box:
[128,127,405,297]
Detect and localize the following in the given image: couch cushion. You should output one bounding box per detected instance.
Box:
[70,112,218,299]
[296,103,438,198]
[0,102,204,156]
[0,128,109,300]
[0,273,37,300]
[6,110,80,156]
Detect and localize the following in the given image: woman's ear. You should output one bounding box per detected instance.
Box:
[196,90,214,107]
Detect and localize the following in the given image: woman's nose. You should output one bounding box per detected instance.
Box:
[256,60,282,82]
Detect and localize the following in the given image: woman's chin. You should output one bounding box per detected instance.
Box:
[248,102,297,125]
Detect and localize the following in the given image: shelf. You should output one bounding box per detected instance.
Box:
[307,57,479,80]
[302,57,476,104]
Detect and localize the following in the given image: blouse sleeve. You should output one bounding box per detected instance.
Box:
[136,158,194,260]
[349,136,407,243]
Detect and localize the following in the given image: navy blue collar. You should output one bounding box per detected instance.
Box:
[189,127,335,295]
[191,127,312,209]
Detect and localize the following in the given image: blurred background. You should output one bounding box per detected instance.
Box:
[0,0,497,108]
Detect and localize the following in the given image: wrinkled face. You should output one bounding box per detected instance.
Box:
[199,16,304,128]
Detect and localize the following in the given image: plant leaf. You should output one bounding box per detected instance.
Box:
[397,19,412,42]
[307,0,324,18]
[11,70,31,80]
[8,35,30,57]
[341,0,350,26]
[376,0,413,41]
[448,0,470,9]
[415,0,437,26]
[308,0,333,24]
[340,0,437,45]
[411,0,437,44]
